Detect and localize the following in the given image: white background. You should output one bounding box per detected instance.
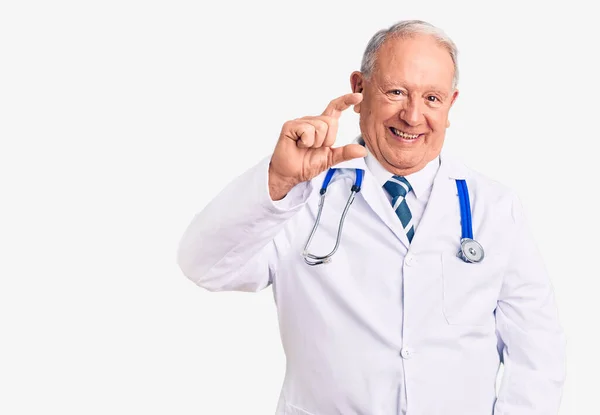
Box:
[1,0,598,413]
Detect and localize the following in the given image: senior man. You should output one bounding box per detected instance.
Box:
[178,20,566,415]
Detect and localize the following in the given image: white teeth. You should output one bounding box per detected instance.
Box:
[391,127,419,139]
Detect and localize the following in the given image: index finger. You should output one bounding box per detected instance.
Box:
[321,92,363,118]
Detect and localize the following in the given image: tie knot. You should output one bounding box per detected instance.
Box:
[384,175,412,199]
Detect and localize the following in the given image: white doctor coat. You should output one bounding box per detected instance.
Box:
[177,149,566,415]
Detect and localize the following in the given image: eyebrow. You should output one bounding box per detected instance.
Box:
[380,80,450,98]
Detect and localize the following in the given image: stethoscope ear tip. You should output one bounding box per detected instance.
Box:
[302,253,333,266]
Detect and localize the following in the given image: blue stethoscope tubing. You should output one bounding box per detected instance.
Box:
[303,168,485,265]
[455,179,485,263]
[456,180,473,239]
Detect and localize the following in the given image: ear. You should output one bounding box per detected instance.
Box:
[447,89,459,128]
[450,89,459,106]
[350,71,364,113]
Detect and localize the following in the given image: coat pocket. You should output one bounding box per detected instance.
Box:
[441,252,505,326]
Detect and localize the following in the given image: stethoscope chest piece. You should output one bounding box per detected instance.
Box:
[457,238,485,263]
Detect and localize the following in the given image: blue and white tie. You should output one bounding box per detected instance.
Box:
[383,176,415,243]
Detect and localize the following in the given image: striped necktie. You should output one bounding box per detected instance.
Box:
[383,176,415,243]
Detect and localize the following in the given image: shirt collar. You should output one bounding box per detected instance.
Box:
[364,146,440,199]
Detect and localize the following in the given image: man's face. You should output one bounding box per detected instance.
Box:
[351,34,459,175]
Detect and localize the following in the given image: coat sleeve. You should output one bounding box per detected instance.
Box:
[493,192,567,414]
[177,156,313,292]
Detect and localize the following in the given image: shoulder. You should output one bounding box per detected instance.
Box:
[440,151,518,206]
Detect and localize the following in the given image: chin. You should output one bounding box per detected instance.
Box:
[383,149,421,170]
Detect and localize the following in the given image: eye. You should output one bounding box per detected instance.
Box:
[427,95,439,102]
[389,89,404,96]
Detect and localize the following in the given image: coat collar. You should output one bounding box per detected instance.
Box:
[328,137,470,250]
[408,150,471,251]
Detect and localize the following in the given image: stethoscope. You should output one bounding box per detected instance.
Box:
[302,168,485,266]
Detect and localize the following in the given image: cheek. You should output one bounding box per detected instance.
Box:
[427,110,449,130]
[371,102,400,124]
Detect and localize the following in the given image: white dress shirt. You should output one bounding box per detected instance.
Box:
[365,147,440,235]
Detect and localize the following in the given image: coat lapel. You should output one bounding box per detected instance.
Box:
[332,157,411,249]
[410,151,469,251]
[331,140,470,251]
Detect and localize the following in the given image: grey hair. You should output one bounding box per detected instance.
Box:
[360,20,459,89]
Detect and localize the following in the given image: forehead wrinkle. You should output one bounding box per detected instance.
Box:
[372,36,455,92]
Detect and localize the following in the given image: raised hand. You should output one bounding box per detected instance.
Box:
[268,93,367,200]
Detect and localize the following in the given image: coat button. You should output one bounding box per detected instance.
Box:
[400,348,412,359]
[405,254,415,266]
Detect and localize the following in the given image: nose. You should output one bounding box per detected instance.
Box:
[399,98,424,126]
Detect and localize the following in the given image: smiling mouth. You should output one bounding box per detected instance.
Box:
[389,127,422,140]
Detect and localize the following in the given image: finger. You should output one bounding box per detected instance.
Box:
[322,116,338,148]
[302,115,338,148]
[289,121,315,148]
[299,116,333,148]
[329,143,367,166]
[322,92,363,118]
[283,120,315,147]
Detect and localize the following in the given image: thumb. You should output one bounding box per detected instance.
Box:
[330,144,368,166]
